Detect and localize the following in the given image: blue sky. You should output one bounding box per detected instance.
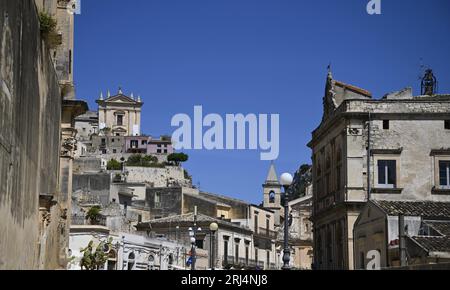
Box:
[74,0,450,204]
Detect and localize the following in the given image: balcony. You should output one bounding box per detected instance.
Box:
[254,227,277,240]
[222,256,264,269]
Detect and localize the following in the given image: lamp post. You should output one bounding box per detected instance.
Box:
[209,222,218,270]
[189,206,201,270]
[280,172,293,270]
[189,236,196,270]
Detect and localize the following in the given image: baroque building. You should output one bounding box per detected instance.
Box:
[96,89,143,136]
[308,69,450,270]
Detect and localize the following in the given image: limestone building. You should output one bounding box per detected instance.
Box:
[354,200,450,269]
[1,0,87,269]
[96,89,143,136]
[68,223,192,270]
[308,69,450,270]
[284,188,314,269]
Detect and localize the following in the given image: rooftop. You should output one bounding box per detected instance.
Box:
[411,236,450,253]
[137,212,252,232]
[372,200,450,219]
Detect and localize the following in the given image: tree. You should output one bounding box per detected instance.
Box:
[167,153,189,166]
[107,159,122,170]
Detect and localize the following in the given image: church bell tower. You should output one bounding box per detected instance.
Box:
[263,163,282,226]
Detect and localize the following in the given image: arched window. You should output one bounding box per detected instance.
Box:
[269,191,275,203]
[148,254,155,270]
[107,250,117,270]
[336,148,342,191]
[127,252,135,270]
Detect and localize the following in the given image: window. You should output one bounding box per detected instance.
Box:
[377,160,396,188]
[224,238,229,263]
[141,140,147,145]
[112,138,115,142]
[245,243,249,265]
[255,248,258,263]
[439,161,450,187]
[445,120,450,130]
[117,114,123,126]
[269,191,275,203]
[148,255,155,270]
[336,166,341,190]
[196,239,204,249]
[254,214,258,232]
[107,250,117,270]
[234,240,240,260]
[326,229,332,265]
[154,192,161,208]
[127,252,135,270]
[101,138,106,146]
[69,49,72,74]
[266,250,270,269]
[130,140,138,149]
[336,148,342,191]
[157,149,161,153]
[266,219,270,236]
[317,234,323,266]
[112,149,117,153]
[164,149,168,154]
[383,120,390,130]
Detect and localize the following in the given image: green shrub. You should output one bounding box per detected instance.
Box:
[85,206,102,223]
[168,153,189,166]
[39,12,60,49]
[126,154,165,168]
[107,159,122,170]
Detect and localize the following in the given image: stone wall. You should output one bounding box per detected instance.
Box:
[145,187,183,219]
[0,0,63,269]
[72,173,111,206]
[73,157,105,173]
[125,166,191,187]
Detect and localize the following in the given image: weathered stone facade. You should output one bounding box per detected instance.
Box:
[97,89,143,136]
[308,70,450,270]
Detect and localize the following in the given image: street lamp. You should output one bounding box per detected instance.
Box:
[209,222,219,270]
[280,172,293,270]
[189,206,201,270]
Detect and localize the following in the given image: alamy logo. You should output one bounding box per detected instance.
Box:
[171,106,280,161]
[366,250,381,270]
[366,0,382,15]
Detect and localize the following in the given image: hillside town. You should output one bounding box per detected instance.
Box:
[1,0,450,271]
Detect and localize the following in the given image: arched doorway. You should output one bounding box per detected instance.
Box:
[127,252,135,270]
[107,250,117,270]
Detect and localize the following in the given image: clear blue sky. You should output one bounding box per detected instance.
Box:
[74,0,450,204]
